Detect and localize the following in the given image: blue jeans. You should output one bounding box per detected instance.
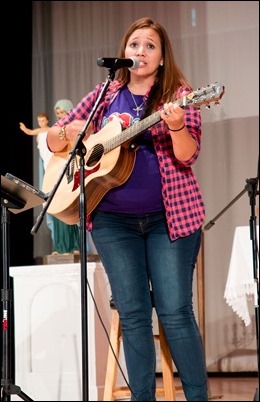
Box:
[91,211,208,401]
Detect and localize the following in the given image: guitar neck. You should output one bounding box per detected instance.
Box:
[102,81,225,154]
[104,110,161,153]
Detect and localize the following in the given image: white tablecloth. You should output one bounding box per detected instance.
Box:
[224,226,259,326]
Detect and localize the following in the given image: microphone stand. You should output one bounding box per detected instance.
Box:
[31,67,117,401]
[203,166,259,401]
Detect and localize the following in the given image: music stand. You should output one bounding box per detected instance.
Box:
[1,174,46,401]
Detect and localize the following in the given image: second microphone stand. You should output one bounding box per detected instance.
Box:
[204,174,259,401]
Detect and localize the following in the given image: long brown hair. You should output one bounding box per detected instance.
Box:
[116,17,190,112]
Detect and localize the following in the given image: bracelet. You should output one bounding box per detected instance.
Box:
[58,126,68,141]
[168,124,185,132]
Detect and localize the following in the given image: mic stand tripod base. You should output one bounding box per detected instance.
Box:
[1,383,34,401]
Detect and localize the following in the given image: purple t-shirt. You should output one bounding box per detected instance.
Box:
[96,86,163,214]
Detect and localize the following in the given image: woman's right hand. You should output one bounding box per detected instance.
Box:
[66,120,93,141]
[47,120,93,152]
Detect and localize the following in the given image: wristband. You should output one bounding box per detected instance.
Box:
[168,124,185,132]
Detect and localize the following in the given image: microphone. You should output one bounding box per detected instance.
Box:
[97,57,140,70]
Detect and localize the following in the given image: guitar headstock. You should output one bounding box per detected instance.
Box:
[179,82,225,108]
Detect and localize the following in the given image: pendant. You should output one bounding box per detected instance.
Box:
[133,105,143,117]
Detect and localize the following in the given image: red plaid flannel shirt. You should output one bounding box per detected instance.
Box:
[55,80,205,241]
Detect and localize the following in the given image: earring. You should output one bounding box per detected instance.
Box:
[160,60,164,66]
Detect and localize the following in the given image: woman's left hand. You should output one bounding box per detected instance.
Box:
[160,102,185,130]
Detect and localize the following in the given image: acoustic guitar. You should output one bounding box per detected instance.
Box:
[42,82,225,224]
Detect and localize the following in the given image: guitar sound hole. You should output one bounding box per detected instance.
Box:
[86,144,104,167]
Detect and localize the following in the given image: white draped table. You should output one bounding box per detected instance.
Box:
[224,226,259,326]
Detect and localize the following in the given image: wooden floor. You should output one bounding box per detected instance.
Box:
[171,373,258,401]
[116,373,259,401]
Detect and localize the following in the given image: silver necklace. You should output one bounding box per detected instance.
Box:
[130,92,145,117]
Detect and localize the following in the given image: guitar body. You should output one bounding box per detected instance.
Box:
[42,119,136,224]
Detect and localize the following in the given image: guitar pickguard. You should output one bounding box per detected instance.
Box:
[72,164,100,191]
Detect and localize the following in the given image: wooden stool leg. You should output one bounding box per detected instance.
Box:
[158,321,176,401]
[103,310,121,401]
